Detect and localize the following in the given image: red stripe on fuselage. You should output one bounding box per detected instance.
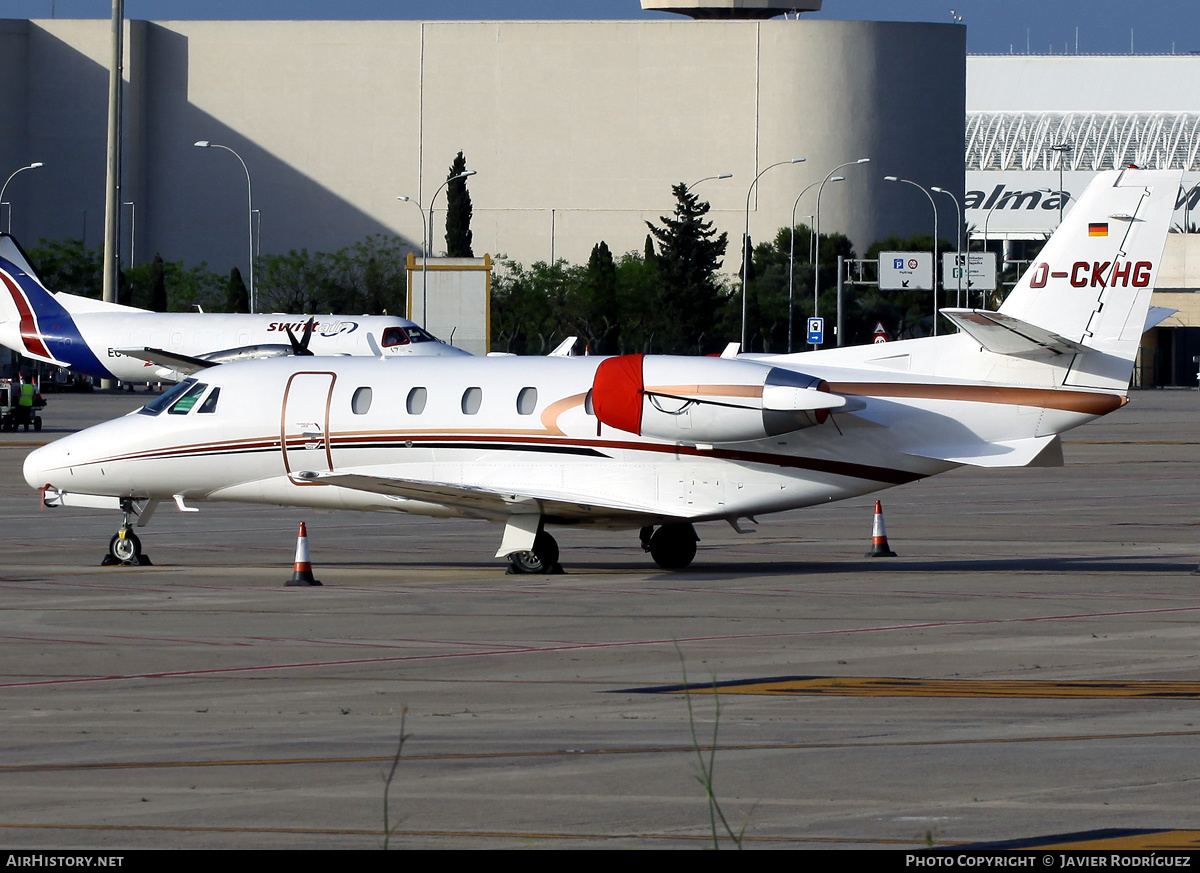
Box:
[0,269,53,360]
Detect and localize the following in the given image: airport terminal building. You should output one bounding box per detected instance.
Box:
[1,1,1198,380]
[0,8,962,284]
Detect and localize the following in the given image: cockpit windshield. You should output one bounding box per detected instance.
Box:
[381,326,410,347]
[381,324,443,347]
[405,325,438,343]
[138,379,211,416]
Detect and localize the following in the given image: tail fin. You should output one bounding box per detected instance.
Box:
[996,169,1178,390]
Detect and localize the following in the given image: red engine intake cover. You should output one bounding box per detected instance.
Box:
[591,354,645,435]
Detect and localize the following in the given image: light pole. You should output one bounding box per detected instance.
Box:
[400,170,477,327]
[396,194,428,320]
[884,175,939,335]
[122,201,135,266]
[1051,142,1073,224]
[813,159,869,347]
[789,178,840,353]
[194,141,256,312]
[686,173,732,191]
[742,158,804,350]
[1,162,44,235]
[930,186,962,307]
[983,187,1049,309]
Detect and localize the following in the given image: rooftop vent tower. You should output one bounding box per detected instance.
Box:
[642,0,823,18]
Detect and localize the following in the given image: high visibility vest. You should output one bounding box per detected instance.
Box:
[18,383,34,407]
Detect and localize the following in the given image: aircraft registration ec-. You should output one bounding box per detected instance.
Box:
[23,170,1180,572]
[0,234,468,384]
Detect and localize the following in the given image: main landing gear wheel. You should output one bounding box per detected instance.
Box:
[507,531,562,575]
[645,523,698,570]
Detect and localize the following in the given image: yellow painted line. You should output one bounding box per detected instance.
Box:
[1038,830,1200,850]
[6,730,1200,774]
[662,676,1200,699]
[0,822,926,844]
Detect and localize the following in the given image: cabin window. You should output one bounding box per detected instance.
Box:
[352,387,373,415]
[406,387,427,415]
[516,387,537,415]
[197,387,221,414]
[461,386,482,415]
[139,378,196,416]
[382,327,410,347]
[168,380,209,415]
[584,389,594,416]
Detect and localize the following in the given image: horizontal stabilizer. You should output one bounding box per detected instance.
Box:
[941,309,1092,357]
[905,434,1063,468]
[114,347,212,375]
[1145,306,1176,331]
[297,470,669,522]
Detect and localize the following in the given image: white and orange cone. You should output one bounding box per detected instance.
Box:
[865,500,897,557]
[286,522,323,586]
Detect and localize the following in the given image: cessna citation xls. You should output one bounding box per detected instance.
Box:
[0,234,468,384]
[25,170,1178,571]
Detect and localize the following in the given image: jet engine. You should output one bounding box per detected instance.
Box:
[591,354,849,443]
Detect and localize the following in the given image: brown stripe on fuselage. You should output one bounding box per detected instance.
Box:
[829,382,1125,415]
[647,384,764,399]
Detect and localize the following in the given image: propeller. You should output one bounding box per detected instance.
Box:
[285,317,316,356]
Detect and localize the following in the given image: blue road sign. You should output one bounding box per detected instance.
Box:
[807,317,824,345]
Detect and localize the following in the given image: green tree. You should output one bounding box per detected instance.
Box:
[227,267,250,313]
[645,183,729,354]
[24,238,101,298]
[581,241,619,354]
[445,151,474,258]
[148,254,167,312]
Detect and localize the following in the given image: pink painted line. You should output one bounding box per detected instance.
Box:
[3,604,1199,689]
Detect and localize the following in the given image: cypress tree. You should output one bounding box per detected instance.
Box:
[445,151,474,258]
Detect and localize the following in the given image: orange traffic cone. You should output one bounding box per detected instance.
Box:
[865,500,897,557]
[286,522,323,586]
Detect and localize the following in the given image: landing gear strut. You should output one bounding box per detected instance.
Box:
[101,499,152,566]
[641,523,698,570]
[507,530,562,575]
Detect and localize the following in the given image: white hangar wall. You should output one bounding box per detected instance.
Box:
[7,18,964,276]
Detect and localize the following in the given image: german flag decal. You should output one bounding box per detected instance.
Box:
[1089,222,1109,237]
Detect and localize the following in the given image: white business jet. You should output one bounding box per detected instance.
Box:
[0,234,469,384]
[24,170,1178,571]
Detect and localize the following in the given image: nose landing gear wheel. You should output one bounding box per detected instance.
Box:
[103,528,152,566]
[507,531,562,574]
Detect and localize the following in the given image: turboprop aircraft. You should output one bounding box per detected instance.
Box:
[24,169,1178,571]
[0,233,468,384]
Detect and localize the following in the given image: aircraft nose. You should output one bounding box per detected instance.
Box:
[23,439,70,489]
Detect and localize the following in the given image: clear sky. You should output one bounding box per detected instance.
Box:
[5,0,1199,56]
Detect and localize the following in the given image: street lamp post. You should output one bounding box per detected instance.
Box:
[884,176,939,334]
[742,157,805,351]
[1,162,44,235]
[788,178,840,353]
[983,187,1049,310]
[930,186,962,307]
[122,201,135,266]
[399,170,476,327]
[813,159,869,348]
[194,141,256,312]
[686,173,733,191]
[1051,142,1073,224]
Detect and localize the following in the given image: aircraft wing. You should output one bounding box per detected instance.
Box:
[113,347,213,375]
[904,434,1064,468]
[296,470,670,522]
